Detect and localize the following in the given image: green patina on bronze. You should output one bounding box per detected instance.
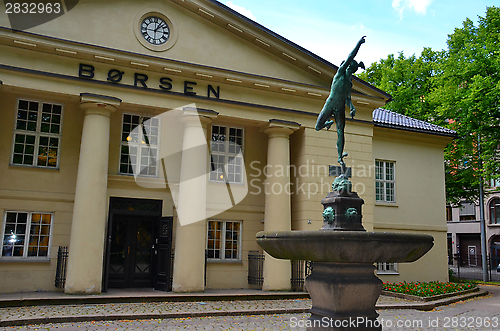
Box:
[315,36,366,174]
[345,207,358,221]
[322,206,335,224]
[332,175,352,193]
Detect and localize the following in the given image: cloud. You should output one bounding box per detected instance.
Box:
[225,1,257,21]
[392,0,433,18]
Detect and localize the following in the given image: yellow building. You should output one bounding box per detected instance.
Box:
[0,0,453,294]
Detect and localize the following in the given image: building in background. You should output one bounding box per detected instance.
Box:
[447,180,500,269]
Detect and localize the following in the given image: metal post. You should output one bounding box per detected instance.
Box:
[478,133,489,281]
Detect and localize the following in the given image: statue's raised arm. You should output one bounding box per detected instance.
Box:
[338,36,366,74]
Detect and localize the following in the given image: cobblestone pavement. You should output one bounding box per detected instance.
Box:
[0,291,498,330]
[0,296,411,323]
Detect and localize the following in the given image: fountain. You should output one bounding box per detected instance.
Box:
[256,37,434,330]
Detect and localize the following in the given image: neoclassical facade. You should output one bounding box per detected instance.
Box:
[0,0,452,294]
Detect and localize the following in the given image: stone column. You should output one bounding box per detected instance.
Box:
[65,93,120,294]
[262,119,300,290]
[172,108,217,292]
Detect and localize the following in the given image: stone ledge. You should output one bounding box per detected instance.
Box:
[378,289,489,311]
[381,287,479,302]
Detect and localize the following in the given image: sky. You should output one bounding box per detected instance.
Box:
[222,0,497,68]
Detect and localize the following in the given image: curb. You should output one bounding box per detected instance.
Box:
[381,287,479,302]
[0,290,490,327]
[0,292,310,308]
[378,289,489,311]
[0,308,310,327]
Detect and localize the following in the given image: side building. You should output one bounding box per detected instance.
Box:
[447,181,500,269]
[0,0,452,293]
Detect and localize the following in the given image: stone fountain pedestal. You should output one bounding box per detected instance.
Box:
[306,263,381,330]
[256,175,434,330]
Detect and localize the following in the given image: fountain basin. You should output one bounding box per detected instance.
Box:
[256,230,434,263]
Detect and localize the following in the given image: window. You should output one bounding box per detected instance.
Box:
[446,205,453,222]
[119,113,160,177]
[459,201,476,221]
[206,220,241,261]
[491,178,500,188]
[490,198,500,225]
[210,125,244,184]
[375,160,395,202]
[11,99,63,168]
[376,263,398,274]
[1,211,52,258]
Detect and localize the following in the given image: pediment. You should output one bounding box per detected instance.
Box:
[0,0,390,103]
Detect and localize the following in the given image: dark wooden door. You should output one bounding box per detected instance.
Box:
[108,215,156,288]
[154,217,173,291]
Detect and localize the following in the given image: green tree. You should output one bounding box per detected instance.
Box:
[432,6,500,204]
[359,6,500,203]
[359,48,443,123]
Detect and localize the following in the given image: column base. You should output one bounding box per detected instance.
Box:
[305,262,382,331]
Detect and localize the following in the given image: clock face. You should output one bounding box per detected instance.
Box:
[141,16,170,45]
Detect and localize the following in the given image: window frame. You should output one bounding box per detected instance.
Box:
[1,211,54,261]
[209,125,245,185]
[206,219,242,262]
[491,178,500,188]
[118,112,161,178]
[459,201,476,221]
[376,262,398,275]
[10,98,64,169]
[446,205,453,222]
[375,160,396,203]
[490,198,500,225]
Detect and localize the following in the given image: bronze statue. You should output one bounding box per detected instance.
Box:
[315,36,366,172]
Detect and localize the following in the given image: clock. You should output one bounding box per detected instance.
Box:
[140,16,170,45]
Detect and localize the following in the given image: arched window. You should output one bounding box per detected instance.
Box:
[490,198,500,224]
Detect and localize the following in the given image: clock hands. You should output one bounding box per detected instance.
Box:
[141,17,169,44]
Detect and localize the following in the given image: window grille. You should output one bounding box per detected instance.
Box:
[119,113,160,177]
[375,160,395,202]
[210,125,244,184]
[376,262,398,274]
[206,220,241,261]
[11,99,63,168]
[1,211,53,258]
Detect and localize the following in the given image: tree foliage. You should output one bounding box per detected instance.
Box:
[359,6,500,204]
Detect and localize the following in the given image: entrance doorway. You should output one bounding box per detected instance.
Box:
[108,215,156,288]
[104,198,172,291]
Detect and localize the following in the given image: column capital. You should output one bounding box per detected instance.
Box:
[263,119,301,137]
[181,107,219,128]
[80,93,121,115]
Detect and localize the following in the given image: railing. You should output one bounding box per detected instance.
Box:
[170,251,175,291]
[248,251,264,286]
[451,253,498,281]
[247,252,312,290]
[291,260,313,291]
[55,246,69,288]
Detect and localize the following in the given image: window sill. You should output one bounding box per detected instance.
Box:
[9,163,60,171]
[0,258,50,263]
[488,224,500,227]
[207,259,242,264]
[376,271,399,275]
[375,202,398,207]
[208,180,245,186]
